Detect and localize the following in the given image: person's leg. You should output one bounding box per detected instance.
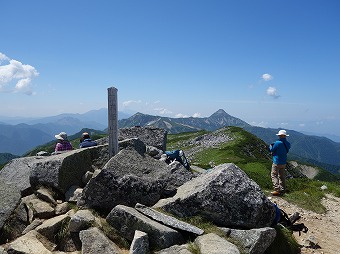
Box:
[277,164,286,192]
[271,164,280,192]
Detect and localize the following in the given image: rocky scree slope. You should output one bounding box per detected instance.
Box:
[0,126,308,254]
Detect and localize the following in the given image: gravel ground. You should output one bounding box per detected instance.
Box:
[269,193,340,254]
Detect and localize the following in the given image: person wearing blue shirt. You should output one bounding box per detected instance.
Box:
[79,132,97,148]
[269,130,291,196]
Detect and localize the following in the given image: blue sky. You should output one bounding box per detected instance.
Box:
[1,0,340,136]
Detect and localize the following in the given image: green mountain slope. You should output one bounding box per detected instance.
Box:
[0,153,19,168]
[119,110,340,175]
[167,127,340,213]
[244,126,340,175]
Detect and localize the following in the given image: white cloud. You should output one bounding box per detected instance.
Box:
[122,100,142,107]
[262,73,273,81]
[0,53,10,63]
[250,121,268,128]
[298,123,306,127]
[175,113,189,118]
[192,112,201,117]
[15,78,31,90]
[154,108,172,115]
[266,86,279,98]
[0,53,39,95]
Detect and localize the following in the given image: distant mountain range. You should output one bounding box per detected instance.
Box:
[0,109,130,155]
[118,109,250,133]
[1,108,340,176]
[118,109,340,175]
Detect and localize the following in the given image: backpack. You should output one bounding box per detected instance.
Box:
[273,204,308,236]
[165,149,190,170]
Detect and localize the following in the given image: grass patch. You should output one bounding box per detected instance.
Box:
[284,178,340,213]
[0,220,14,244]
[67,202,80,212]
[325,181,340,196]
[264,225,301,254]
[183,216,225,237]
[98,218,130,250]
[192,147,244,169]
[187,241,201,254]
[238,162,273,190]
[55,217,71,244]
[183,216,249,253]
[166,130,208,150]
[169,127,271,170]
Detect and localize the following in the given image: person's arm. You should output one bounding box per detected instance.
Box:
[55,143,62,151]
[270,141,279,154]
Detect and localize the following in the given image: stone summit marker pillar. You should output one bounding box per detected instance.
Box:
[108,87,119,158]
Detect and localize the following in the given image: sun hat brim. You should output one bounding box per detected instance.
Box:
[55,134,64,140]
[276,130,289,136]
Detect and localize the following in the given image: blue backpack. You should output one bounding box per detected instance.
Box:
[165,150,190,170]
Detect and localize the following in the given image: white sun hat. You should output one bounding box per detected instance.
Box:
[55,132,68,140]
[276,130,289,136]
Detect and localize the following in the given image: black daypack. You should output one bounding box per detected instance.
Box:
[274,204,308,235]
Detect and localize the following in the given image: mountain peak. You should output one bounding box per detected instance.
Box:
[210,109,229,117]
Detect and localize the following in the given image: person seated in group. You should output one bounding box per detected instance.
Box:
[79,132,97,148]
[54,132,73,152]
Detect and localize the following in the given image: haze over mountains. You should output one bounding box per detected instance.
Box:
[0,109,339,176]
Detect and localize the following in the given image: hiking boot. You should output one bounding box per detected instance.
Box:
[271,190,281,196]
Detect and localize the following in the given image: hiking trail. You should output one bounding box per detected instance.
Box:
[269,193,340,254]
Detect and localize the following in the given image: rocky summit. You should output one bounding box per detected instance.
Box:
[0,126,278,254]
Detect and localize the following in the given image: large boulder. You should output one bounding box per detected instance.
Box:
[96,126,167,152]
[0,157,40,195]
[0,178,21,230]
[79,147,194,214]
[30,145,107,194]
[6,230,55,254]
[221,227,276,254]
[153,163,276,229]
[135,203,204,236]
[195,233,240,254]
[106,205,184,249]
[129,230,149,254]
[79,227,121,254]
[119,126,167,151]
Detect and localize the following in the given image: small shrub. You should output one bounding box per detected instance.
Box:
[98,218,130,250]
[55,217,71,244]
[187,241,201,254]
[0,221,13,244]
[239,162,272,190]
[183,216,225,237]
[264,224,301,254]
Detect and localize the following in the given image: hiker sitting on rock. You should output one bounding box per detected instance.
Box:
[54,132,73,152]
[79,132,97,148]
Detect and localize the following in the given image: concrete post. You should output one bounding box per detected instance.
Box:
[108,87,119,158]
